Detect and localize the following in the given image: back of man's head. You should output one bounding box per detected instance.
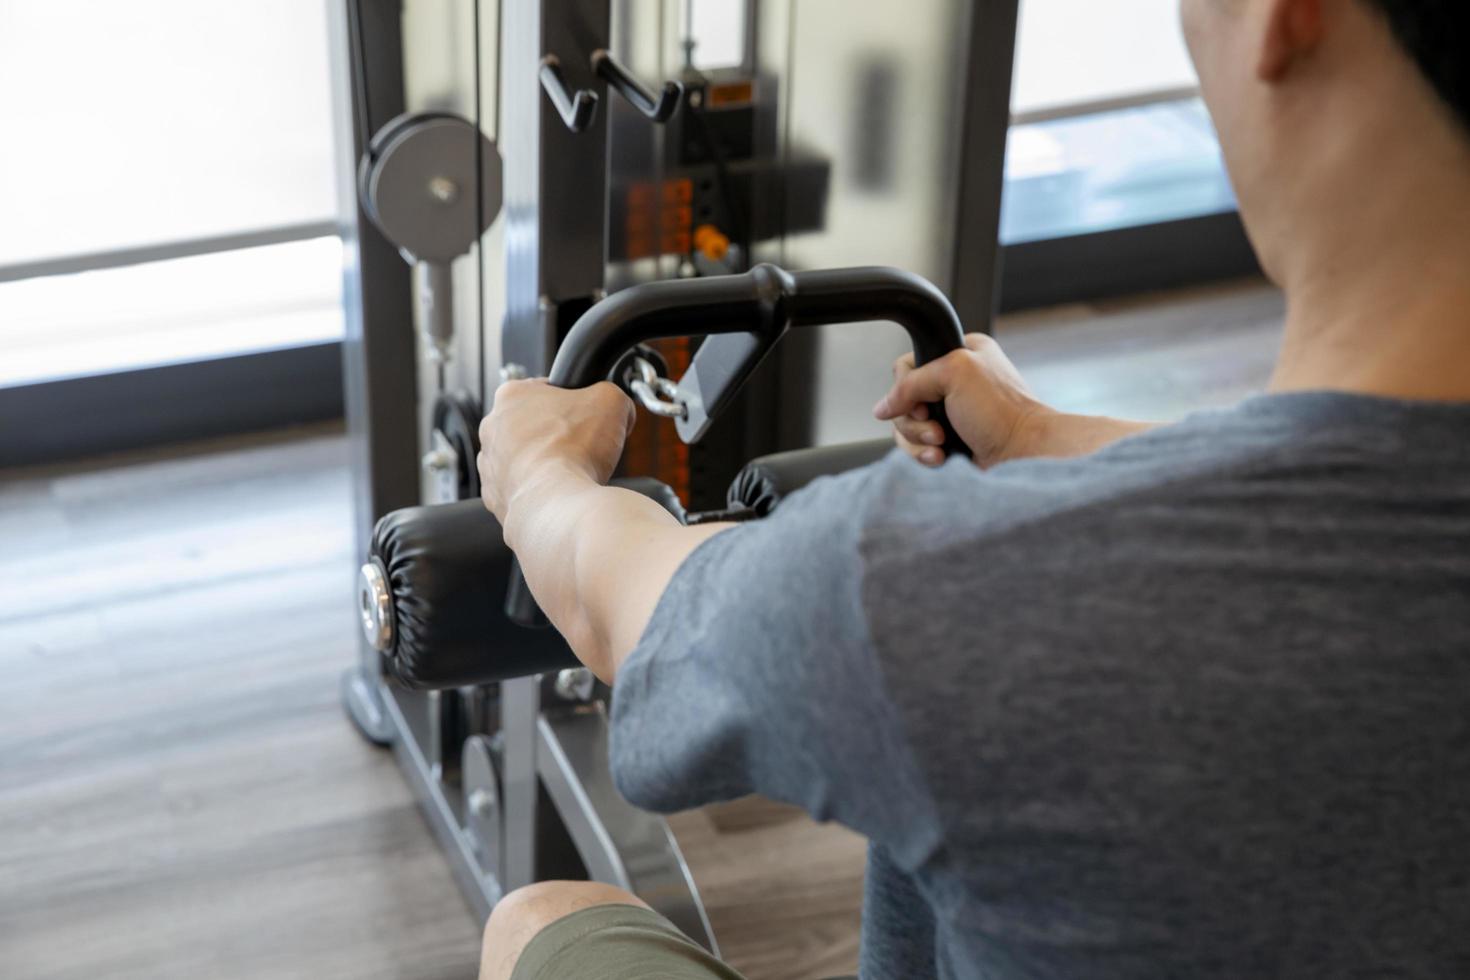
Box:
[1361,1,1470,135]
[1178,0,1470,399]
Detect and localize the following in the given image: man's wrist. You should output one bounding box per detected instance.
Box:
[1001,403,1062,462]
[501,460,600,549]
[1007,407,1157,461]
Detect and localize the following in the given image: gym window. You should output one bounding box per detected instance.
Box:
[997,0,1250,310]
[1005,0,1231,244]
[0,0,342,431]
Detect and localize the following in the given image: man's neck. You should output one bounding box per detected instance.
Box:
[1271,234,1470,404]
[1267,104,1470,404]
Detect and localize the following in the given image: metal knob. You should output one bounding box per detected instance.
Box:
[554,667,597,702]
[422,445,457,475]
[358,560,394,652]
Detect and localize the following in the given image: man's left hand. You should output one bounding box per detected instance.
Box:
[477,380,636,527]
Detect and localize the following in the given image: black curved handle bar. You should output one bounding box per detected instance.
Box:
[591,50,682,124]
[548,263,971,458]
[505,264,971,629]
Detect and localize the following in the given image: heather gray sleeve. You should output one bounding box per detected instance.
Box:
[608,467,942,861]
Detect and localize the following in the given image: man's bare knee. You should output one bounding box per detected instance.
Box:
[479,881,648,980]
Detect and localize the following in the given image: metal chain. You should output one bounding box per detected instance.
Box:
[626,356,688,419]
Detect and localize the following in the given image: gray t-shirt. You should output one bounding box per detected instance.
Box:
[609,392,1470,979]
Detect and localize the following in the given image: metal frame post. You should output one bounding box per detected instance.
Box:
[332,0,419,744]
[947,0,1019,335]
[501,0,615,375]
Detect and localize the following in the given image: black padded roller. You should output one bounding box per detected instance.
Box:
[370,499,577,690]
[727,440,893,517]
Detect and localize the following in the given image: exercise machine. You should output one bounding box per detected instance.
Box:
[330,0,1019,948]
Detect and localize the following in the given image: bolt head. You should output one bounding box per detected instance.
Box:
[427,176,459,204]
[554,667,596,702]
[468,788,497,818]
[358,562,394,652]
[421,447,456,473]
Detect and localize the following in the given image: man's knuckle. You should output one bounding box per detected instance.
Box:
[593,382,625,409]
[966,333,999,355]
[492,382,520,408]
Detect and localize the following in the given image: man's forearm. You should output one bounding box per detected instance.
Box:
[503,466,732,682]
[1015,409,1158,461]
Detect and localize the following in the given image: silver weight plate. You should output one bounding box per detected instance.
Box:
[365,115,503,263]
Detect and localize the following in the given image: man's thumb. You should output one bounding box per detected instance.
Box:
[873,358,953,420]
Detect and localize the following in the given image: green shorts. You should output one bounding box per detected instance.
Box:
[510,903,748,980]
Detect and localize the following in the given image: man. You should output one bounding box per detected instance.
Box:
[475,0,1470,976]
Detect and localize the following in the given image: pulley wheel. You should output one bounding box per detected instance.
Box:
[360,112,503,263]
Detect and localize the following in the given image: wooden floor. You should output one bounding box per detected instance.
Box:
[0,278,1285,980]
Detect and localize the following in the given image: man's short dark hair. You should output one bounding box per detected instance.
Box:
[1362,1,1470,134]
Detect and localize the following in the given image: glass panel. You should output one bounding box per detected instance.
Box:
[1003,99,1235,244]
[0,0,337,267]
[1004,1,1233,243]
[778,0,962,279]
[759,0,970,445]
[0,238,344,388]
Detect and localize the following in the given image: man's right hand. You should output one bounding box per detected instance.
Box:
[874,334,1051,469]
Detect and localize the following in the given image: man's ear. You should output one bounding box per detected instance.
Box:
[1257,0,1327,82]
